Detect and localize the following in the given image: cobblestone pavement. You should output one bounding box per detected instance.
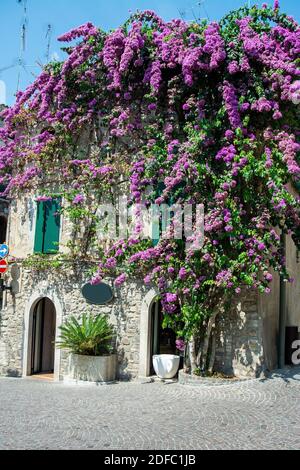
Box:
[0,368,300,450]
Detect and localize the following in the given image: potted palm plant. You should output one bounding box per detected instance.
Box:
[57,313,117,383]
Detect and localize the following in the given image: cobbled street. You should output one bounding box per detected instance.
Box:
[0,368,300,450]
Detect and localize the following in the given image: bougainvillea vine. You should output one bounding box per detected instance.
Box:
[0,1,299,372]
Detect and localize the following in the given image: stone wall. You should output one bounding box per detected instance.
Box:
[0,192,150,380]
[0,269,267,379]
[258,232,300,372]
[0,265,25,376]
[1,188,300,381]
[258,272,280,372]
[0,191,147,379]
[214,290,265,378]
[0,264,147,380]
[285,234,300,327]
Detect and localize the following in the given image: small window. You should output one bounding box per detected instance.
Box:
[34,199,61,254]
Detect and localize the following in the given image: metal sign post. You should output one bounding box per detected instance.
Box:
[0,245,11,293]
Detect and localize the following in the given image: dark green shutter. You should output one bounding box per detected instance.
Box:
[34,199,61,254]
[152,182,165,247]
[34,202,45,253]
[43,199,61,253]
[151,181,186,246]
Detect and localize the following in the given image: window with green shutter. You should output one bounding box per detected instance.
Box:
[152,181,186,246]
[152,182,165,247]
[34,199,61,254]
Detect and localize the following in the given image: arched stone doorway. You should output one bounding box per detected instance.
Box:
[139,289,178,378]
[149,300,177,375]
[30,298,56,376]
[23,297,58,379]
[23,291,62,381]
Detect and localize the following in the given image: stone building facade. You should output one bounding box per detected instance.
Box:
[0,192,299,381]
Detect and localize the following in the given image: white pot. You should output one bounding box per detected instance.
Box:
[152,354,180,379]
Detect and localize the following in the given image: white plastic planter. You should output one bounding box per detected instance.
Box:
[152,354,180,379]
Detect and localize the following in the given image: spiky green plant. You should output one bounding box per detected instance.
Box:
[57,313,115,356]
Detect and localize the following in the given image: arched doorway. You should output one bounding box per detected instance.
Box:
[31,298,56,376]
[139,289,183,378]
[149,300,177,375]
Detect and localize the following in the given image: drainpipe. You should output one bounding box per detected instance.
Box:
[278,231,286,369]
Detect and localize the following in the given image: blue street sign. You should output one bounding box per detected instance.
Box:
[0,244,9,259]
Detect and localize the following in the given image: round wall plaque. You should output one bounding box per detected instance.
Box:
[81,282,113,305]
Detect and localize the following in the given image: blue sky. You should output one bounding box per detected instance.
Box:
[0,0,299,105]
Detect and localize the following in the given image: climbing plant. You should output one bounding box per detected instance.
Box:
[0,1,299,373]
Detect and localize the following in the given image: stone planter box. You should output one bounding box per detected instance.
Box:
[66,353,117,383]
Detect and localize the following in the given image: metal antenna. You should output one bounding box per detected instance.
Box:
[177,9,187,20]
[0,64,17,77]
[190,5,198,22]
[18,0,28,53]
[197,0,209,21]
[16,0,28,92]
[177,1,209,22]
[45,24,52,63]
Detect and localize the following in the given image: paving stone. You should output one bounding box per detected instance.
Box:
[0,367,299,450]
